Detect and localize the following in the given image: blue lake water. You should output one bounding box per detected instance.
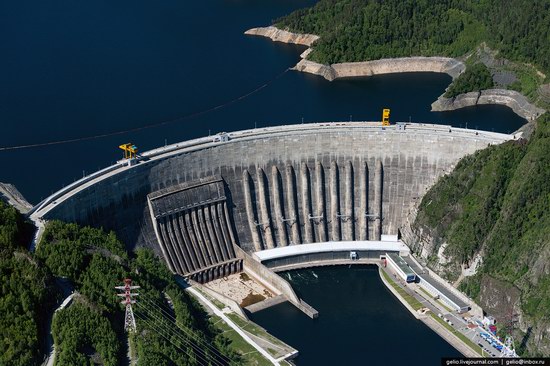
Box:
[0,0,526,203]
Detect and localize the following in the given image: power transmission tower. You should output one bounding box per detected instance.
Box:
[500,306,519,357]
[116,278,140,333]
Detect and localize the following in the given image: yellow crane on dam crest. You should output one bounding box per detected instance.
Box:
[382,108,391,126]
[119,143,138,159]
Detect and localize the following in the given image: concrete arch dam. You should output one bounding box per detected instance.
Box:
[31,122,515,282]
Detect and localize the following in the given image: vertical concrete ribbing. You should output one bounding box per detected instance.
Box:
[300,162,314,244]
[359,162,369,241]
[203,205,222,263]
[185,211,206,268]
[177,214,199,271]
[221,202,237,256]
[374,159,383,240]
[271,166,288,247]
[157,217,177,272]
[256,168,275,249]
[285,164,301,245]
[242,170,262,251]
[210,204,229,261]
[197,207,217,264]
[167,216,190,273]
[343,160,354,241]
[315,161,327,242]
[162,217,185,273]
[330,161,340,241]
[190,209,211,266]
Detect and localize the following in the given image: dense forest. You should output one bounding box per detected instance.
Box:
[35,221,240,366]
[412,113,550,355]
[0,208,240,365]
[444,63,494,97]
[0,201,56,366]
[276,0,550,76]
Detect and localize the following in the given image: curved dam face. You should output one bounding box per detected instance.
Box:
[33,122,514,280]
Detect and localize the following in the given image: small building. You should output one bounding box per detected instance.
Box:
[483,316,496,326]
[386,253,416,283]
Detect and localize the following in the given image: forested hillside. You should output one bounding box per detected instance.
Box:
[411,113,550,355]
[276,0,550,76]
[36,221,240,366]
[0,206,241,365]
[0,201,56,366]
[444,63,494,97]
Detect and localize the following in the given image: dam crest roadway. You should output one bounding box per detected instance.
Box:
[29,121,517,296]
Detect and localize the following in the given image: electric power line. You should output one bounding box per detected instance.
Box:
[136,299,229,366]
[134,311,210,366]
[0,68,290,152]
[135,300,228,366]
[139,294,231,364]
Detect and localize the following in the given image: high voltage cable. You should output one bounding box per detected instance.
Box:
[141,297,231,363]
[134,311,211,366]
[135,309,223,366]
[139,294,232,364]
[135,300,228,366]
[135,301,224,366]
[135,301,226,366]
[139,294,230,358]
[0,68,290,152]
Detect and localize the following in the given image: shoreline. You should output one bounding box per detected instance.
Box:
[378,267,480,358]
[245,26,546,121]
[292,56,465,81]
[431,89,545,122]
[244,26,319,47]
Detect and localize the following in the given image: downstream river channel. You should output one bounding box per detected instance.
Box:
[251,265,462,365]
[0,0,525,203]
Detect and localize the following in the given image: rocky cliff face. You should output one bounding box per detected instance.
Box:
[244,26,319,47]
[432,89,546,122]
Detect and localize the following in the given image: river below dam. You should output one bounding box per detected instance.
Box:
[0,0,527,204]
[251,265,462,365]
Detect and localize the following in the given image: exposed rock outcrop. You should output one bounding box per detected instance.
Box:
[244,26,319,47]
[0,182,32,214]
[431,89,546,121]
[293,57,465,81]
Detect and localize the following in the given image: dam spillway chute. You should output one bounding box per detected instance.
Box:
[147,176,241,283]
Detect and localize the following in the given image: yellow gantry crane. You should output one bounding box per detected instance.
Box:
[382,108,391,126]
[119,143,138,159]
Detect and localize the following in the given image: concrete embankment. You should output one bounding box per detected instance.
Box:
[378,267,478,357]
[293,57,465,81]
[244,26,319,47]
[431,89,546,121]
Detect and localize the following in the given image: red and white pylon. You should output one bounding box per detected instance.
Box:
[115,278,140,332]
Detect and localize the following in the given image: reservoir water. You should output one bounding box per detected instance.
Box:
[251,265,462,365]
[0,0,526,203]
